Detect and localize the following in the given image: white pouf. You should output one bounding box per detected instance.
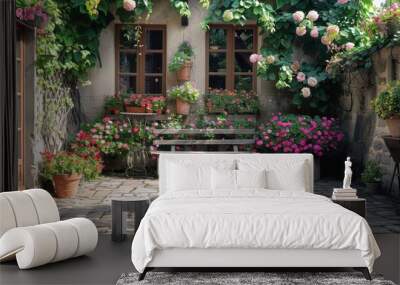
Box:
[0,189,98,269]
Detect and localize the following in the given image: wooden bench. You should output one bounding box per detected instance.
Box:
[152,128,255,152]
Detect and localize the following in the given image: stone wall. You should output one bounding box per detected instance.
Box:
[341,46,400,191]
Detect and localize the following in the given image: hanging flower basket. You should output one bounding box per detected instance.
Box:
[176,98,191,115]
[176,61,192,82]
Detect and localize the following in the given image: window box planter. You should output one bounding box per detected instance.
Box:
[125,105,146,113]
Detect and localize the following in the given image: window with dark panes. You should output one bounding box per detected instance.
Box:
[206,25,257,91]
[116,25,166,95]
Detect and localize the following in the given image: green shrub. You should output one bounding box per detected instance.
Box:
[168,82,200,103]
[361,160,383,183]
[372,81,400,119]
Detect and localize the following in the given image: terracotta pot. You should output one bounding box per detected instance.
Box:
[176,61,192,82]
[385,116,400,137]
[176,98,191,115]
[53,174,82,198]
[125,105,145,113]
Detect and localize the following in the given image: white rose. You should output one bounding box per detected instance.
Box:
[307,77,318,87]
[306,10,319,22]
[301,87,311,98]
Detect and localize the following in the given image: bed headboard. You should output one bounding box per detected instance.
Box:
[158,153,314,194]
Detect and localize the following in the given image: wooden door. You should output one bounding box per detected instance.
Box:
[16,28,25,190]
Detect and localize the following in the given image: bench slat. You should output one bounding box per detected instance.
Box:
[153,128,255,135]
[153,139,255,145]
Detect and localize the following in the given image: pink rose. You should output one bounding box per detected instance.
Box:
[292,11,305,23]
[256,139,263,146]
[345,42,355,51]
[123,0,136,11]
[307,77,318,87]
[296,72,306,82]
[301,87,311,98]
[310,27,319,38]
[296,26,307,36]
[321,35,331,46]
[249,53,262,63]
[390,3,399,10]
[326,25,340,36]
[337,0,349,4]
[306,10,319,22]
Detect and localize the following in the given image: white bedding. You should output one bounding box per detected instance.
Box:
[131,190,380,273]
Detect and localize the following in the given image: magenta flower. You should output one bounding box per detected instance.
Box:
[16,8,23,19]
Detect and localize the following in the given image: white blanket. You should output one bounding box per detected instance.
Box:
[131,190,380,272]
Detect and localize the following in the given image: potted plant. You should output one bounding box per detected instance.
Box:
[104,95,123,115]
[361,160,383,194]
[148,96,166,114]
[168,41,194,82]
[41,151,99,198]
[168,82,200,115]
[372,81,400,137]
[124,94,146,113]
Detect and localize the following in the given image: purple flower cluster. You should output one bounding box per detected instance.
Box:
[256,114,344,157]
[16,5,48,26]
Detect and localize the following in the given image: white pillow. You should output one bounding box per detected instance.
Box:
[212,168,237,191]
[236,169,267,189]
[238,159,308,192]
[167,162,212,191]
[265,161,306,191]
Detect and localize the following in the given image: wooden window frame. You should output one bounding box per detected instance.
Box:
[115,24,167,95]
[206,24,258,91]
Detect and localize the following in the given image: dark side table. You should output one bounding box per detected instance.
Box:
[332,198,366,218]
[112,197,151,242]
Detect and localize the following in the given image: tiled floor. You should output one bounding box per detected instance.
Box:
[56,176,400,234]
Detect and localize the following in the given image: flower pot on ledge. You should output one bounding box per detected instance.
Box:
[176,61,192,82]
[125,105,146,113]
[53,174,82,198]
[176,98,191,115]
[385,116,400,137]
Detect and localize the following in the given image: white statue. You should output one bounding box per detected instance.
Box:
[343,157,353,189]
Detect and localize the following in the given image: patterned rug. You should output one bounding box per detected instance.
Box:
[116,271,395,285]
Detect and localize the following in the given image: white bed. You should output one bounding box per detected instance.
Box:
[131,153,380,280]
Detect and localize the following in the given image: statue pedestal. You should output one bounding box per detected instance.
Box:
[332,188,358,200]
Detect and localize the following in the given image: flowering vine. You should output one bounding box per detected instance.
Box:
[251,0,373,113]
